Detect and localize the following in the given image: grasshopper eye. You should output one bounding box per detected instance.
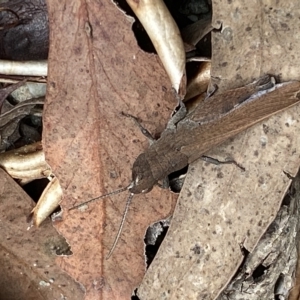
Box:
[135,175,140,184]
[141,187,152,193]
[133,174,145,186]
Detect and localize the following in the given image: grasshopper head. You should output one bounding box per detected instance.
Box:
[129,153,156,194]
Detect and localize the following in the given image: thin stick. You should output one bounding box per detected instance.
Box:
[106,193,134,259]
[69,186,130,211]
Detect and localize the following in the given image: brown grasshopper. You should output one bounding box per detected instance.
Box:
[70,75,300,258]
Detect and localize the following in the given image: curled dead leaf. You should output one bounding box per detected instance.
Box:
[185,61,211,101]
[0,141,52,184]
[181,14,213,47]
[0,59,48,76]
[0,79,26,109]
[0,97,44,151]
[126,0,186,96]
[30,176,62,227]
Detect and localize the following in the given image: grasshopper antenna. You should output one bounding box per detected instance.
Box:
[106,192,134,259]
[69,183,135,259]
[68,185,130,211]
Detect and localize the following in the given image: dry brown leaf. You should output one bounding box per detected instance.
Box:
[218,176,300,299]
[211,0,300,87]
[0,168,83,299]
[44,0,178,299]
[137,0,300,299]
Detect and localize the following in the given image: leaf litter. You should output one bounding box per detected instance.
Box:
[137,0,300,299]
[39,0,300,299]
